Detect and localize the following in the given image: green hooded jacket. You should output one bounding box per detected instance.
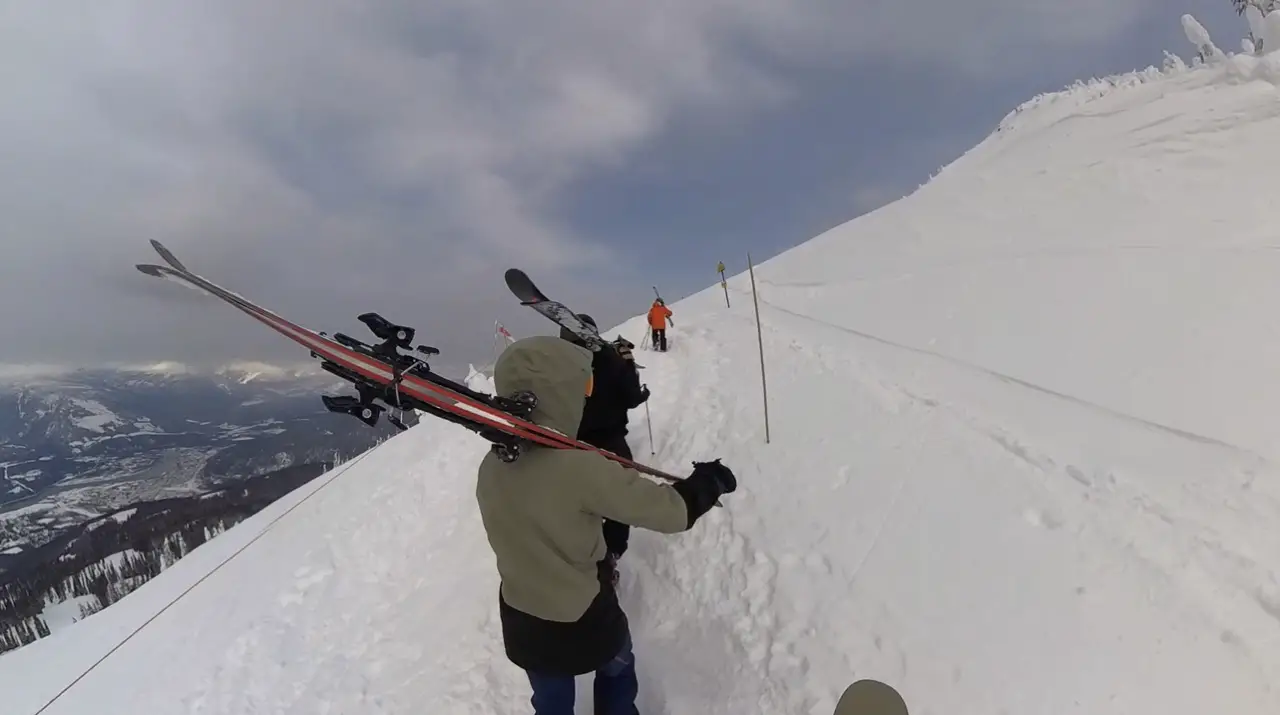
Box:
[476,335,690,623]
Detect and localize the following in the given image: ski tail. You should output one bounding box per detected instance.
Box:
[150,240,189,273]
[504,268,549,304]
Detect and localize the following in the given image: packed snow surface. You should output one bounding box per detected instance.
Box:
[6,27,1280,715]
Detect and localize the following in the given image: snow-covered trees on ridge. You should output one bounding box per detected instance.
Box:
[0,462,335,654]
[1232,0,1276,16]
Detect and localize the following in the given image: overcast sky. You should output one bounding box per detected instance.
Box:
[0,1,1242,376]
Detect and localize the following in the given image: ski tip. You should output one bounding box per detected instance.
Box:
[834,680,908,715]
[150,240,188,272]
[136,263,165,277]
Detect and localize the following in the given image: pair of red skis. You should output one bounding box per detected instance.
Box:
[135,240,682,483]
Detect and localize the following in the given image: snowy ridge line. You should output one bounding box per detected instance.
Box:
[728,284,1273,464]
[22,448,377,715]
[997,63,1184,132]
[994,16,1280,137]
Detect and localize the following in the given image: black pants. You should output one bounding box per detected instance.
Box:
[650,328,667,352]
[584,433,634,556]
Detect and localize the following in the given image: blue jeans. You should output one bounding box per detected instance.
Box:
[525,635,639,715]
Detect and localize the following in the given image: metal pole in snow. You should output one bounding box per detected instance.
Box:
[747,253,770,444]
[720,273,730,308]
[644,385,655,455]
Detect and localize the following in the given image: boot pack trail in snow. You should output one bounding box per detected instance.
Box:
[135,240,684,484]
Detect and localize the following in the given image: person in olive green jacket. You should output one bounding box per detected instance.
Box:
[476,335,737,715]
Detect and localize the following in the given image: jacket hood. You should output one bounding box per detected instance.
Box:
[493,335,592,435]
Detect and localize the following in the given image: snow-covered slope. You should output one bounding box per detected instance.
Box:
[7,19,1280,715]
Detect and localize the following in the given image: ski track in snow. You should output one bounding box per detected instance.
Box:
[753,303,1280,685]
[640,305,1280,714]
[739,284,1272,462]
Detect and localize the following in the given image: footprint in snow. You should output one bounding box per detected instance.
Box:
[805,553,832,575]
[1023,508,1065,530]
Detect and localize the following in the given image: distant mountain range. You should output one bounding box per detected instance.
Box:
[0,364,403,557]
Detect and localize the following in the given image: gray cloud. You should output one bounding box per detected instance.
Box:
[0,0,1173,373]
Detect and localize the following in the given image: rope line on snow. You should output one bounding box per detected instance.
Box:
[28,447,379,715]
[844,423,925,587]
[726,283,1271,463]
[849,442,921,588]
[722,280,925,586]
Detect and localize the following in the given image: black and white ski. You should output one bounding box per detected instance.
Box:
[136,241,685,484]
[833,680,908,715]
[504,268,608,351]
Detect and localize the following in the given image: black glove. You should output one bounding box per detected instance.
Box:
[613,338,635,361]
[637,385,651,403]
[691,459,737,494]
[597,552,620,589]
[672,458,737,528]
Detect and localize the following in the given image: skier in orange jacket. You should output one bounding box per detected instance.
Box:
[647,299,673,352]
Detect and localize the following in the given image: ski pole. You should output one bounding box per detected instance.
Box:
[643,385,655,455]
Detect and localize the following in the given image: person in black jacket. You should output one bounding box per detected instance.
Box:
[560,314,650,576]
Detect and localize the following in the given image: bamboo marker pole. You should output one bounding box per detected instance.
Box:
[644,385,655,455]
[747,253,770,444]
[718,262,730,308]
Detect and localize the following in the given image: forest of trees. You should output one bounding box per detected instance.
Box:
[0,461,331,654]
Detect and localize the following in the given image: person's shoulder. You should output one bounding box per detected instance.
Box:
[557,446,614,464]
[523,449,617,496]
[554,448,624,477]
[477,448,501,471]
